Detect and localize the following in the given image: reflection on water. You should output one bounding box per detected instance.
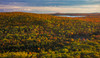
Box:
[56,15,86,17]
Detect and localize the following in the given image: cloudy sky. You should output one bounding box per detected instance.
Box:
[0,0,100,13]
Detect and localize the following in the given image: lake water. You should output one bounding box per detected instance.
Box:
[55,15,86,17]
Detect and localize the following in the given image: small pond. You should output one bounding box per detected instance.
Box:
[55,15,86,17]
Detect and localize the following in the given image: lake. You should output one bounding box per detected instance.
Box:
[55,15,86,17]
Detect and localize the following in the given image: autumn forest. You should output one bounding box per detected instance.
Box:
[0,12,100,58]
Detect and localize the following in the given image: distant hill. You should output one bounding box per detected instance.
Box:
[50,13,100,17]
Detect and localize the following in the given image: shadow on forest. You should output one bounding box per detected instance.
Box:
[70,31,100,39]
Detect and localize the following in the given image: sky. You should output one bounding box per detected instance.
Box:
[0,0,100,13]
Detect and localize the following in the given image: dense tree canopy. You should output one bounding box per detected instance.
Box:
[0,12,100,58]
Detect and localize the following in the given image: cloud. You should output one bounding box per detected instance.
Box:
[86,0,100,2]
[0,4,100,13]
[0,0,100,7]
[0,0,100,13]
[8,2,27,6]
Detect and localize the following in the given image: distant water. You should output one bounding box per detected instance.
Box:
[55,15,86,17]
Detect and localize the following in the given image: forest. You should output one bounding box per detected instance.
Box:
[0,12,100,58]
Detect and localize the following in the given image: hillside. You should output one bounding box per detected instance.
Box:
[0,12,100,58]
